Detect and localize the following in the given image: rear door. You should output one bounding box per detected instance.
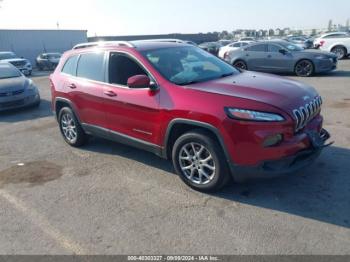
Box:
[64,51,108,129]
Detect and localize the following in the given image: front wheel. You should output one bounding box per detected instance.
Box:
[172,130,230,192]
[295,60,314,77]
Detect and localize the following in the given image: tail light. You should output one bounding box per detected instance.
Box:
[320,40,325,47]
[224,52,229,59]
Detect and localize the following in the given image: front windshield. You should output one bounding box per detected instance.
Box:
[0,52,17,60]
[142,46,239,85]
[0,64,22,79]
[282,43,303,51]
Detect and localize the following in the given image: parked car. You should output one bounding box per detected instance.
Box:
[0,63,40,111]
[313,32,350,59]
[0,51,32,76]
[239,37,256,41]
[226,40,338,77]
[285,36,309,49]
[198,42,222,56]
[218,41,254,59]
[50,41,331,192]
[36,53,62,70]
[218,40,233,46]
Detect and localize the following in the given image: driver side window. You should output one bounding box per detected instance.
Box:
[108,53,148,87]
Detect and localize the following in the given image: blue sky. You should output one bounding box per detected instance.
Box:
[0,0,349,36]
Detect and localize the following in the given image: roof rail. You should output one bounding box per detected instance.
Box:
[136,38,186,43]
[72,41,135,50]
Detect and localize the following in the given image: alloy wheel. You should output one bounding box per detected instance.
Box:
[178,142,216,185]
[60,113,77,143]
[332,47,345,59]
[295,60,313,76]
[234,61,247,70]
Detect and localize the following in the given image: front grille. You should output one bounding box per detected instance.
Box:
[293,96,322,132]
[9,61,26,67]
[0,89,24,97]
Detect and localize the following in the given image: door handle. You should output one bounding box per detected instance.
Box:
[68,83,77,89]
[267,55,272,58]
[104,90,117,97]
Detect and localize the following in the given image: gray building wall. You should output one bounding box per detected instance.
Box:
[0,29,87,64]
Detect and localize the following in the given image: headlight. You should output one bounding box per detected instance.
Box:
[225,108,285,122]
[27,80,37,90]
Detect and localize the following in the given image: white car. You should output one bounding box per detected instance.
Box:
[218,41,253,59]
[314,32,350,59]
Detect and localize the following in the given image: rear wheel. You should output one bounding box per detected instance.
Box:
[295,60,314,77]
[58,107,88,147]
[172,130,230,192]
[233,60,248,70]
[331,46,347,60]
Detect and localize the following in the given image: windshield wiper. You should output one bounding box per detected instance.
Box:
[221,72,234,78]
[176,80,201,86]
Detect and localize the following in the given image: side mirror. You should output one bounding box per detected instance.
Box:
[127,75,151,89]
[279,49,288,55]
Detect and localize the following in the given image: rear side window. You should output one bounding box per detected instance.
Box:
[76,52,105,82]
[246,44,267,52]
[61,55,79,76]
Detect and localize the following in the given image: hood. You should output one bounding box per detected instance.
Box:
[0,58,28,63]
[297,49,337,57]
[185,71,319,113]
[0,76,28,92]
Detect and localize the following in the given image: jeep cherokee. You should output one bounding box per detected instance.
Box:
[50,41,331,192]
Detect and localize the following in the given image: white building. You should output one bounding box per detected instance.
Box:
[0,29,87,64]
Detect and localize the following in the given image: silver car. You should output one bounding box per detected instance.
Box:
[0,63,40,112]
[226,40,338,77]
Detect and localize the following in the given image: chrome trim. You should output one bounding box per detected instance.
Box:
[293,96,322,132]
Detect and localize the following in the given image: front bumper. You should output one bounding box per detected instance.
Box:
[315,57,337,73]
[230,129,332,182]
[0,92,40,112]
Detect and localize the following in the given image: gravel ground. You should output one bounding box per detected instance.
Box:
[0,61,349,255]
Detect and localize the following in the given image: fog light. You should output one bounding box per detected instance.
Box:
[263,134,283,147]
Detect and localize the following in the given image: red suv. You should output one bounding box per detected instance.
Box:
[50,41,331,192]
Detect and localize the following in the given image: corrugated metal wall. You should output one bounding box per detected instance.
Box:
[0,30,87,64]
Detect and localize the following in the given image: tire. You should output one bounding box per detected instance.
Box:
[295,59,314,77]
[331,46,347,60]
[233,60,248,70]
[58,107,88,147]
[172,130,230,192]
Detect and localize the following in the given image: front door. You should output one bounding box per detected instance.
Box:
[103,52,161,145]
